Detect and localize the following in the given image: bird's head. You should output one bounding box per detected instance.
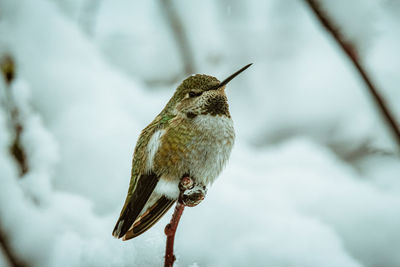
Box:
[164,64,252,119]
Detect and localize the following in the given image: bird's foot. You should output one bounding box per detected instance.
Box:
[180,176,194,190]
[179,177,207,207]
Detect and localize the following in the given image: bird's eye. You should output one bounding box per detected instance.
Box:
[189,91,202,98]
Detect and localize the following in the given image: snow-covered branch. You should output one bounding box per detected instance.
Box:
[0,55,28,176]
[0,225,28,267]
[0,54,30,267]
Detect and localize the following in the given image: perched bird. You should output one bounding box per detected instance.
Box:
[112,64,252,240]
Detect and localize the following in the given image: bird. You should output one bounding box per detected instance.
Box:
[112,63,252,240]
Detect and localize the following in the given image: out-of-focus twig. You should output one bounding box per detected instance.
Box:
[304,0,400,151]
[160,0,196,76]
[1,55,29,176]
[78,0,102,36]
[0,224,28,267]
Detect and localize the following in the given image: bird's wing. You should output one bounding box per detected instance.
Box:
[112,171,159,238]
[122,196,176,240]
[112,113,176,239]
[112,119,160,239]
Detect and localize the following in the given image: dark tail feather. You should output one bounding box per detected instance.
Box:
[112,172,159,239]
[122,196,176,240]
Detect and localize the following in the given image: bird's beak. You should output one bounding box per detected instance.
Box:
[213,63,252,90]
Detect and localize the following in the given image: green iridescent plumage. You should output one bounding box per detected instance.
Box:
[113,64,251,240]
[117,74,220,227]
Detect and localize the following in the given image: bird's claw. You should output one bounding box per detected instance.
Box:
[179,176,194,190]
[179,177,207,207]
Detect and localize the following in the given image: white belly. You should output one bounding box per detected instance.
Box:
[188,115,235,185]
[149,115,235,199]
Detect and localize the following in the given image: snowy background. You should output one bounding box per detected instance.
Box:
[1,0,400,266]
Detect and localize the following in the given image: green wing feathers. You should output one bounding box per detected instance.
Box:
[112,114,176,239]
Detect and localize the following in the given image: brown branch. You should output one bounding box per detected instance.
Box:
[1,55,29,176]
[0,55,29,267]
[304,0,400,151]
[164,177,206,267]
[164,202,185,267]
[0,225,28,267]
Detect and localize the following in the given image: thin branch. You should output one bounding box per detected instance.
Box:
[78,0,102,36]
[160,0,196,75]
[164,177,206,267]
[1,55,29,176]
[164,202,185,267]
[304,0,400,151]
[0,224,28,267]
[0,56,30,267]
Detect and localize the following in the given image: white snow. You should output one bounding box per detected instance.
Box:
[0,0,399,266]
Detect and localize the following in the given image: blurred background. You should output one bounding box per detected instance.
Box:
[1,0,400,266]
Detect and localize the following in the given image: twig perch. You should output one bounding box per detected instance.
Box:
[304,0,400,151]
[164,177,206,267]
[164,201,185,267]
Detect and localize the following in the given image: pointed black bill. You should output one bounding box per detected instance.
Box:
[214,63,252,90]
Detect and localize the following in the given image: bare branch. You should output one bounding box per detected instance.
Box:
[0,224,28,267]
[78,0,102,36]
[160,0,196,76]
[164,202,185,267]
[304,0,400,151]
[1,55,29,176]
[164,177,206,267]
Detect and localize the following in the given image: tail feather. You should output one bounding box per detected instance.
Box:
[112,172,159,238]
[122,196,176,240]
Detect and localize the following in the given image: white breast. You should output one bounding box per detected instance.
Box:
[189,115,235,185]
[149,115,235,199]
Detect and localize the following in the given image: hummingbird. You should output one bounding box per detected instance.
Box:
[112,64,252,240]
